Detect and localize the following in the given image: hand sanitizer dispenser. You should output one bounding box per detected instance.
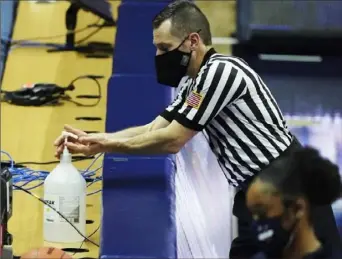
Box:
[43,135,86,243]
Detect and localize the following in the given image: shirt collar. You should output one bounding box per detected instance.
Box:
[200,48,217,68]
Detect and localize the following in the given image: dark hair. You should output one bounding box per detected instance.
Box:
[258,147,342,206]
[152,0,212,45]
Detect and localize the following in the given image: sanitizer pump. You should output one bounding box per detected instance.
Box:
[43,134,86,243]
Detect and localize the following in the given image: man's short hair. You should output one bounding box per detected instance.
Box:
[152,0,212,46]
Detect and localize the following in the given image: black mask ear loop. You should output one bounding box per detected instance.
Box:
[175,29,202,51]
[175,29,202,69]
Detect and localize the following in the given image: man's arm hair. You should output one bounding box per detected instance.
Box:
[107,116,170,140]
[107,125,150,140]
[105,120,198,155]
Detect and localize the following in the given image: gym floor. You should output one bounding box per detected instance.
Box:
[1,1,118,258]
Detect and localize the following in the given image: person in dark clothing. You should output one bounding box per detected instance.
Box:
[246,147,342,259]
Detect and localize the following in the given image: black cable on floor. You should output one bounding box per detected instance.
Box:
[14,184,100,247]
[15,156,95,166]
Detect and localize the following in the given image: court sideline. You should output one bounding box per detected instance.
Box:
[1,1,118,257]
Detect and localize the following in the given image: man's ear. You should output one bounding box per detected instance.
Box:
[189,32,200,49]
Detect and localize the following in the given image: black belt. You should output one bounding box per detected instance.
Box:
[239,136,302,191]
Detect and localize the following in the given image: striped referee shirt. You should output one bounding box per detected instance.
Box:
[160,48,293,187]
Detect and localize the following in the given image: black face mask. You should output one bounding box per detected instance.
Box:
[154,36,193,88]
[253,215,297,259]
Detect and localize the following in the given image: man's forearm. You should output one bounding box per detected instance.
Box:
[107,124,150,140]
[105,128,180,155]
[105,116,171,141]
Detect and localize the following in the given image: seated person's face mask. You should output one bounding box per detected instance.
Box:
[252,201,299,258]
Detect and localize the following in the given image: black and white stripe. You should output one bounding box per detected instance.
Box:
[161,53,293,187]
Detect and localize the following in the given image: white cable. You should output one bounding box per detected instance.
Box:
[0,150,14,168]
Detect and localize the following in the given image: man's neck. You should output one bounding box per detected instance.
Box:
[284,221,321,259]
[188,45,212,78]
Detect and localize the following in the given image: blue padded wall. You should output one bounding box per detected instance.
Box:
[0,0,18,84]
[112,1,171,75]
[102,1,176,258]
[106,75,172,131]
[101,156,176,259]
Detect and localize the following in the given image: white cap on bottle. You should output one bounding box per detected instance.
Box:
[60,131,78,163]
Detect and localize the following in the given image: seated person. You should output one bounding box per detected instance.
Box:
[246,147,342,259]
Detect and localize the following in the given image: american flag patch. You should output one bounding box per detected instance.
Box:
[186,91,203,109]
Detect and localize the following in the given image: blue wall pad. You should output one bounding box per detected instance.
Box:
[102,75,175,258]
[101,156,176,259]
[106,75,172,132]
[102,1,176,258]
[112,1,171,75]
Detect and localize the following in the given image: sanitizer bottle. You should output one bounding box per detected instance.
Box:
[43,137,86,243]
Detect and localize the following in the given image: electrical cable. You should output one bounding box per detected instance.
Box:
[87,189,102,196]
[16,155,95,166]
[0,39,64,50]
[7,167,102,191]
[84,153,103,173]
[1,20,112,58]
[0,74,104,107]
[64,75,103,107]
[1,151,103,193]
[84,153,103,196]
[0,19,108,75]
[5,18,101,47]
[1,150,14,168]
[73,224,101,256]
[10,169,101,189]
[2,149,103,189]
[14,184,100,247]
[70,156,103,253]
[1,150,103,247]
[1,150,101,188]
[75,26,104,45]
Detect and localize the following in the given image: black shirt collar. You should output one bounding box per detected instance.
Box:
[200,48,216,68]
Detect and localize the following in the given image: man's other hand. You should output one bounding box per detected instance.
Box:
[54,125,87,158]
[66,133,109,156]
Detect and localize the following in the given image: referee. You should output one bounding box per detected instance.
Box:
[54,0,342,258]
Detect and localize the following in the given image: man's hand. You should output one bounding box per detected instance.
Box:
[54,125,87,158]
[66,133,109,156]
[89,121,198,155]
[54,125,107,158]
[53,116,178,157]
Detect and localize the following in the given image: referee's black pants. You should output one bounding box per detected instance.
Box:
[229,138,342,259]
